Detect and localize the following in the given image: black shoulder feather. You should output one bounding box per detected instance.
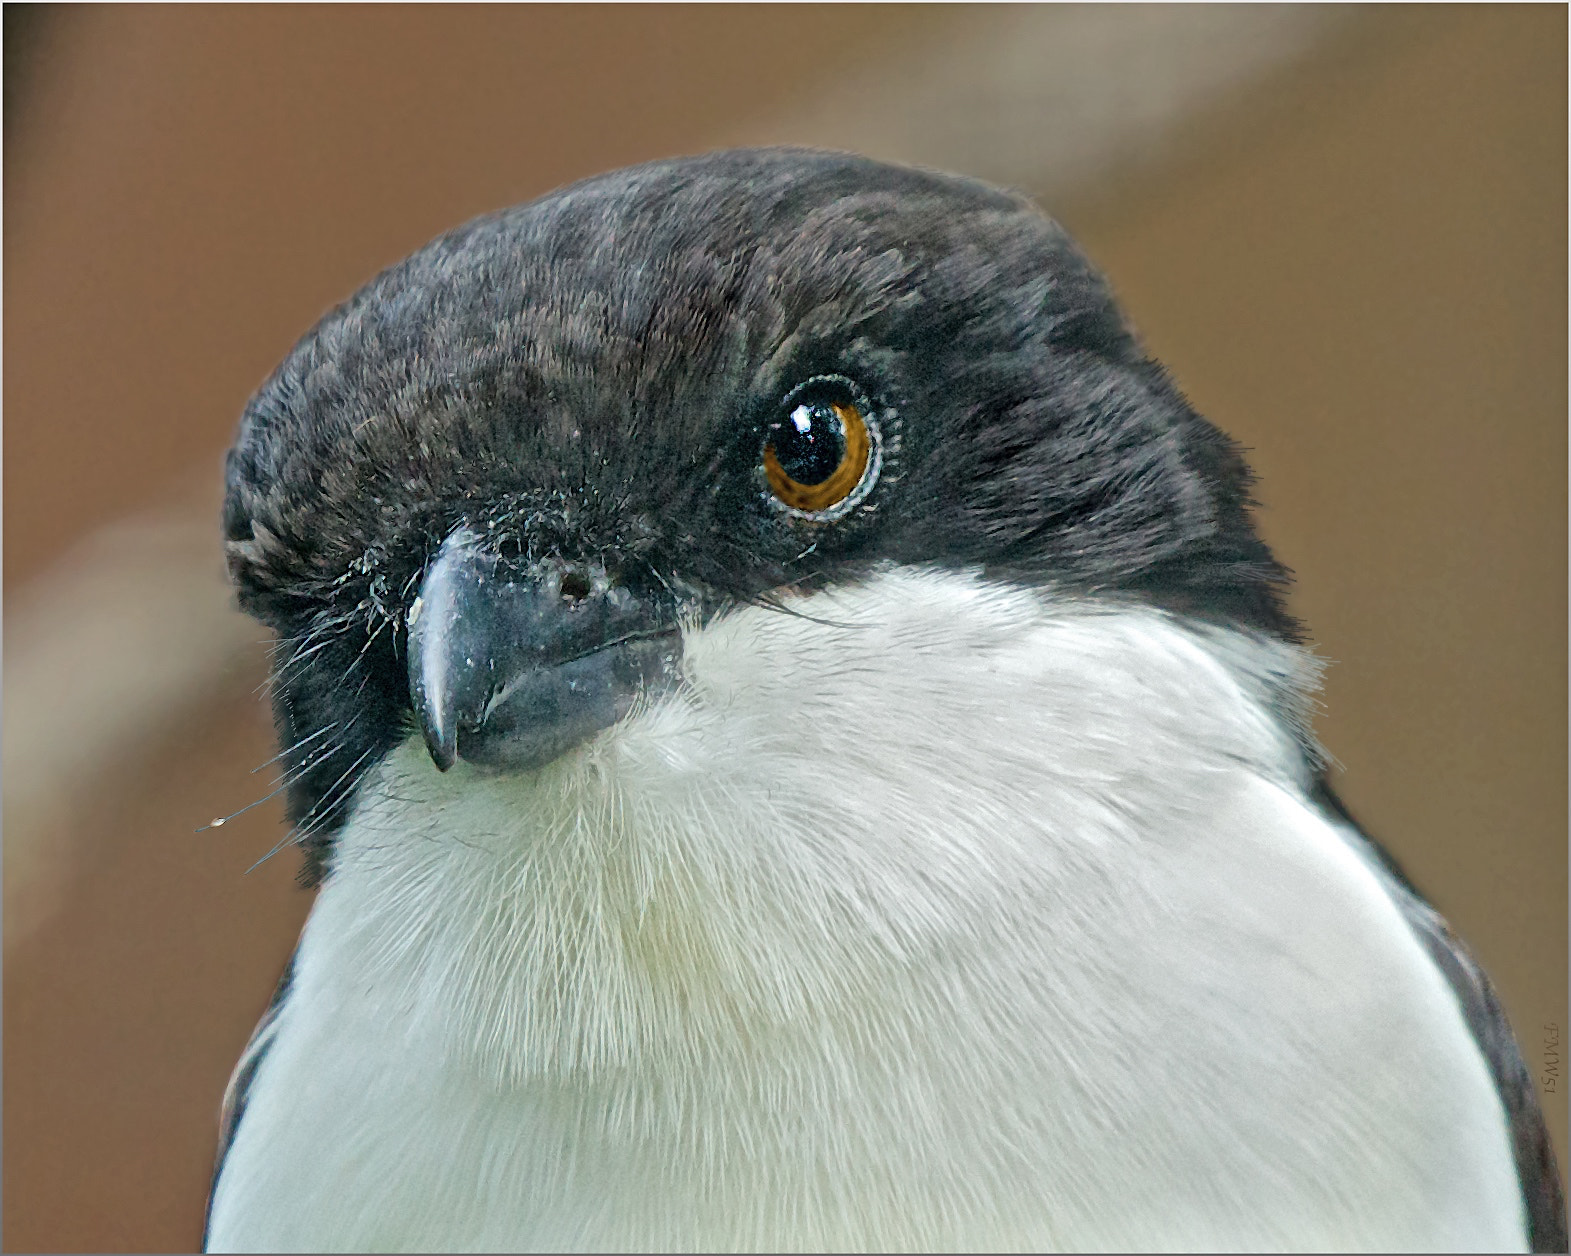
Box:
[1315,781,1567,1252]
[203,952,296,1250]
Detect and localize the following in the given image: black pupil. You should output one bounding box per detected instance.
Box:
[771,402,845,485]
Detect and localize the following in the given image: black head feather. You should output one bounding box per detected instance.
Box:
[223,147,1293,882]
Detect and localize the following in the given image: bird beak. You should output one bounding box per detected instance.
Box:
[407,527,683,773]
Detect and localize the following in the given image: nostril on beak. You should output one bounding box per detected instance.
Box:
[559,571,592,605]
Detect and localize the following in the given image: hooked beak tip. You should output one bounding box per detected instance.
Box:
[423,724,458,773]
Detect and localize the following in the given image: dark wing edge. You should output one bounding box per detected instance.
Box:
[202,951,297,1251]
[1314,780,1569,1254]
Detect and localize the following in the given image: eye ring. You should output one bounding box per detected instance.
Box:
[761,376,882,521]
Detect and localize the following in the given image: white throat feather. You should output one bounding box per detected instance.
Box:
[209,567,1524,1252]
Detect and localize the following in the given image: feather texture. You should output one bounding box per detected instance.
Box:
[207,570,1527,1252]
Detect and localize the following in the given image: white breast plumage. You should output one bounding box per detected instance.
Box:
[205,567,1526,1252]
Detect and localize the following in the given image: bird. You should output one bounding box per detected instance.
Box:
[204,148,1565,1252]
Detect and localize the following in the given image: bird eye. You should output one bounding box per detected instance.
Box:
[762,378,880,518]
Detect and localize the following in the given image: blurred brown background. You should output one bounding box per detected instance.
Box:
[4,5,1565,1252]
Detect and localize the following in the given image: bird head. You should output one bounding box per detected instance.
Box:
[223,147,1293,888]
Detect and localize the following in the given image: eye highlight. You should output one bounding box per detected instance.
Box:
[762,378,880,518]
